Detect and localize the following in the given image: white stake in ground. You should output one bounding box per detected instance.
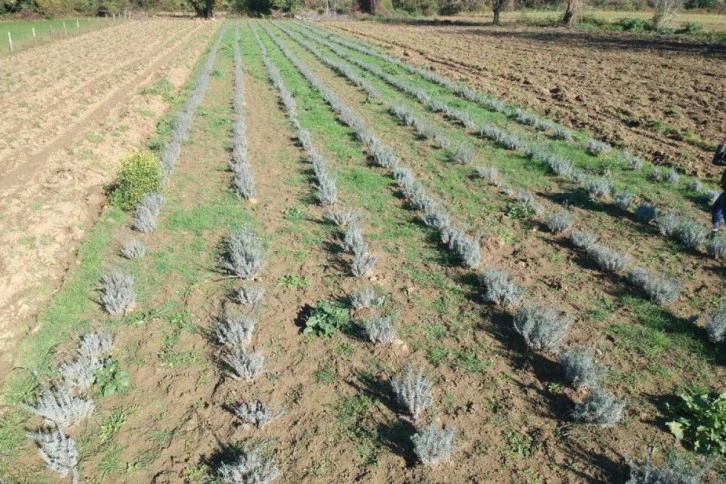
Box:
[7,32,12,53]
[32,27,36,45]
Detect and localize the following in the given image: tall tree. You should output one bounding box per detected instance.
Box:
[356,0,379,14]
[492,0,505,24]
[189,0,214,17]
[562,0,579,25]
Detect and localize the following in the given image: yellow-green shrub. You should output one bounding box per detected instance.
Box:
[109,151,162,211]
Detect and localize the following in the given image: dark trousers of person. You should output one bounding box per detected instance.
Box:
[713,191,726,231]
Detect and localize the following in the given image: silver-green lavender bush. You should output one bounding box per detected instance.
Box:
[560,347,600,390]
[513,304,571,353]
[26,386,95,428]
[119,239,146,259]
[350,286,385,309]
[235,286,265,309]
[411,425,455,466]
[98,268,135,315]
[704,305,726,344]
[573,386,625,427]
[215,451,281,484]
[29,428,79,482]
[231,400,285,429]
[365,316,395,343]
[216,310,255,349]
[223,348,264,381]
[545,211,575,234]
[586,244,630,273]
[626,449,711,484]
[391,366,433,421]
[478,270,524,307]
[569,231,598,249]
[221,227,264,279]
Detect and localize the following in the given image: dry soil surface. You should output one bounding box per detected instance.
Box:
[0,18,217,373]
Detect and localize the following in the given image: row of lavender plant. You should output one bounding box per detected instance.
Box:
[230,22,255,200]
[295,21,720,200]
[257,20,634,460]
[274,21,724,350]
[281,22,726,477]
[253,22,377,279]
[26,332,116,483]
[99,25,229,319]
[255,21,457,466]
[132,23,226,228]
[201,25,283,482]
[282,22,725,260]
[293,21,574,141]
[26,25,229,481]
[215,225,282,481]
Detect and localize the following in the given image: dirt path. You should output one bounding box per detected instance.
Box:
[0,19,217,373]
[327,21,726,177]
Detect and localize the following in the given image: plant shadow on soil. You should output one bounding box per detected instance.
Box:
[347,373,419,467]
[477,308,628,480]
[540,189,662,240]
[609,286,726,366]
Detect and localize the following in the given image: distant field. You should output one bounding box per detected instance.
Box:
[510,9,726,31]
[408,10,726,32]
[0,17,118,54]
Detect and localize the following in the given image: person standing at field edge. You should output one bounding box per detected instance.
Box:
[711,136,726,238]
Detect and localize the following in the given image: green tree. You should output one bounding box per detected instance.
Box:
[492,0,505,24]
[188,0,214,17]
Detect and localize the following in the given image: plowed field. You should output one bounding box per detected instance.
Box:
[0,18,217,369]
[329,21,726,176]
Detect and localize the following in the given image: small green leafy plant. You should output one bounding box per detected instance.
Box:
[507,201,535,220]
[109,151,162,211]
[303,300,349,338]
[277,274,310,289]
[667,391,725,455]
[94,360,131,397]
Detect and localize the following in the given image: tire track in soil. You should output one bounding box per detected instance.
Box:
[0,22,206,182]
[0,21,218,374]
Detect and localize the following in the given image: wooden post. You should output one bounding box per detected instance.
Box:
[32,27,36,45]
[63,22,67,36]
[76,19,80,34]
[7,32,12,53]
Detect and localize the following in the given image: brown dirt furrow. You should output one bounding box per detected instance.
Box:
[327,22,726,177]
[0,22,205,177]
[0,20,169,116]
[0,19,218,371]
[0,21,191,132]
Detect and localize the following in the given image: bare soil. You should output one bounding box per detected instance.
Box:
[327,21,726,177]
[0,19,217,373]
